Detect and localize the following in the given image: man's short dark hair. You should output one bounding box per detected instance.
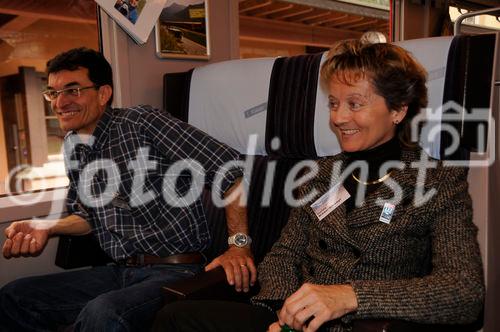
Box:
[46,47,114,105]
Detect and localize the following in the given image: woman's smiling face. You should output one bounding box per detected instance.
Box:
[328,74,407,152]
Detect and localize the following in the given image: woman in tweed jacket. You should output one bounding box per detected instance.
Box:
[154,40,484,332]
[255,149,483,332]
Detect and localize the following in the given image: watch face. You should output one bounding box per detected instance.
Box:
[234,233,248,247]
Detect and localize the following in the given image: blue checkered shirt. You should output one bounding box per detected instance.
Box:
[64,105,242,261]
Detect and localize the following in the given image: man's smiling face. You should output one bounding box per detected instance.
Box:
[47,67,107,135]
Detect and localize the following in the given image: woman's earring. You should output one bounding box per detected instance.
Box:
[393,120,399,125]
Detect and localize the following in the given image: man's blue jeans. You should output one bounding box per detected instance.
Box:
[0,263,202,332]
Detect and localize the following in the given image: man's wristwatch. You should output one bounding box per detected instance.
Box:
[228,232,252,248]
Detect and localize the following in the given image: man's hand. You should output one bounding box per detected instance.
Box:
[277,283,358,332]
[2,215,90,259]
[205,246,257,292]
[215,177,256,292]
[2,220,51,258]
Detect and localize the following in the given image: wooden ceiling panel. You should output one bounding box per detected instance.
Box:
[327,15,365,28]
[343,18,380,30]
[0,13,14,27]
[1,16,38,32]
[240,0,390,45]
[240,0,274,14]
[271,7,314,20]
[311,13,348,26]
[252,2,294,17]
[240,15,362,47]
[0,0,96,24]
[295,10,331,23]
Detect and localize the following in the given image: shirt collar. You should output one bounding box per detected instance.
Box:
[63,106,113,151]
[90,107,113,150]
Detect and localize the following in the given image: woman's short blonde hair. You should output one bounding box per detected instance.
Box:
[320,39,428,147]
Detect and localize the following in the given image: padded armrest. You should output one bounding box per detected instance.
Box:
[352,319,481,332]
[161,268,481,332]
[55,234,112,269]
[162,266,259,303]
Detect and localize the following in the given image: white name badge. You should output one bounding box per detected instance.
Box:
[310,183,350,221]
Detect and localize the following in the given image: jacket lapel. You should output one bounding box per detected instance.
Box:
[348,148,441,229]
[347,149,419,228]
[310,148,432,249]
[347,148,443,252]
[309,155,358,248]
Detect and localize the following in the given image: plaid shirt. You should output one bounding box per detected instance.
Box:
[64,105,242,261]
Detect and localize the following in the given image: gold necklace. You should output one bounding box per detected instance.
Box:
[351,170,393,185]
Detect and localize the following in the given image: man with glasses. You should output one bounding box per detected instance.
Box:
[0,47,255,331]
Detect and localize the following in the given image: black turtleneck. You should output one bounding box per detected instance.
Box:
[343,137,401,213]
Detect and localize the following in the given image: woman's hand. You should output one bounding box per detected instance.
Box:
[277,283,358,332]
[267,321,282,332]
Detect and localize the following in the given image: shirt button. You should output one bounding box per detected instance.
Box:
[318,239,327,250]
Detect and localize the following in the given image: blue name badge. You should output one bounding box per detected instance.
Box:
[379,202,395,224]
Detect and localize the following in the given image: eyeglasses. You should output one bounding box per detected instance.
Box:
[42,85,97,101]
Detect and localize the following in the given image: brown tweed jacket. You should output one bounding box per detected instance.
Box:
[252,147,484,331]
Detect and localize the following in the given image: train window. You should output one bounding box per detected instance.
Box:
[0,1,99,196]
[239,0,389,58]
[449,6,500,31]
[336,0,390,10]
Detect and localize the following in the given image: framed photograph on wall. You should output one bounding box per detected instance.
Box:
[96,0,167,44]
[155,0,210,60]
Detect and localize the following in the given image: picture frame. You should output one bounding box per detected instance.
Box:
[155,0,210,60]
[96,0,167,44]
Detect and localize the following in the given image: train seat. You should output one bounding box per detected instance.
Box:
[159,33,497,332]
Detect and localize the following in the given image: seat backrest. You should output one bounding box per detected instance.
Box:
[396,34,496,161]
[164,34,496,263]
[165,53,330,262]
